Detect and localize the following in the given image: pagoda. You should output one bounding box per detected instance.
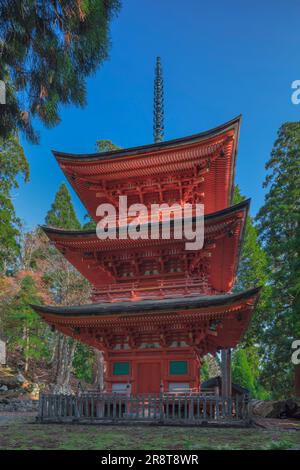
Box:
[32,114,260,396]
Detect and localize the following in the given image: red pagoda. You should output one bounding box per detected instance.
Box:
[33,115,260,396]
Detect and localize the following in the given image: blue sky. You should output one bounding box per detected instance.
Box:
[15,0,300,229]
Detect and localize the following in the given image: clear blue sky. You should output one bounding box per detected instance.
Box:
[15,0,300,230]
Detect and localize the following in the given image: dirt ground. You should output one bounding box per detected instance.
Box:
[0,413,300,450]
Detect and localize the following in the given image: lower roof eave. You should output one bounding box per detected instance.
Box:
[31,286,261,319]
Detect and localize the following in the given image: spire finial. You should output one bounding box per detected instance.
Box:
[153,56,164,143]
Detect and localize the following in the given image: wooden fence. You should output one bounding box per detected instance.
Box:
[38,393,251,425]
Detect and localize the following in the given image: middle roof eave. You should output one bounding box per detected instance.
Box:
[41,198,250,239]
[31,286,261,318]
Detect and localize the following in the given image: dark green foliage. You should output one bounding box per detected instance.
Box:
[0,134,29,272]
[73,342,94,383]
[256,122,300,398]
[232,347,270,399]
[0,0,120,141]
[233,186,271,342]
[5,275,49,369]
[231,186,271,398]
[45,183,81,229]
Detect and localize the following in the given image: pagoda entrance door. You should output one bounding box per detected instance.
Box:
[136,362,161,394]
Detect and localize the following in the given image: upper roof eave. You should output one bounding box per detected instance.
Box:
[41,198,250,239]
[52,115,242,163]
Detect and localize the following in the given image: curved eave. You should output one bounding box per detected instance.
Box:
[52,115,241,162]
[31,286,261,318]
[41,198,250,239]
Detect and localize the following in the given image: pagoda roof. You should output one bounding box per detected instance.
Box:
[53,116,241,162]
[42,199,249,241]
[31,287,260,352]
[53,116,241,217]
[40,200,249,295]
[31,286,260,317]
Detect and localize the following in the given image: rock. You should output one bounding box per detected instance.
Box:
[0,398,39,413]
[0,375,22,389]
[251,398,300,419]
[251,400,277,418]
[0,384,8,392]
[16,373,25,384]
[285,398,300,419]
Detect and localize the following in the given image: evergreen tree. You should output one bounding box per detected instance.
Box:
[0,133,29,273]
[0,1,120,142]
[44,183,93,392]
[233,186,270,342]
[5,275,47,373]
[256,122,300,398]
[45,183,81,229]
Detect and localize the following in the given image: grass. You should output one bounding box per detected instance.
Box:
[0,417,300,450]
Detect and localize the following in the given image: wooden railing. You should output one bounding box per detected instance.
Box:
[38,393,251,424]
[92,278,216,302]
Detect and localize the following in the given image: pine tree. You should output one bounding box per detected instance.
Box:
[256,122,300,398]
[45,183,81,230]
[0,1,120,142]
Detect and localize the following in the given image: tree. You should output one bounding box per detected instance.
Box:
[44,184,90,392]
[256,122,300,398]
[230,186,271,398]
[232,346,270,399]
[45,183,80,229]
[233,185,270,342]
[200,354,220,382]
[0,133,29,273]
[4,275,47,374]
[0,1,120,142]
[96,139,121,153]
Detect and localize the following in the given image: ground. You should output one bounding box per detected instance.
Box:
[0,414,300,450]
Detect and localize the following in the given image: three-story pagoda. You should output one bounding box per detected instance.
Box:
[33,116,260,395]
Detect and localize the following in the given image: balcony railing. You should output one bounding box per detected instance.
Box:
[92,278,216,302]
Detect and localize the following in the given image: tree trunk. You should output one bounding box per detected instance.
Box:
[23,325,29,374]
[50,333,76,394]
[93,349,105,391]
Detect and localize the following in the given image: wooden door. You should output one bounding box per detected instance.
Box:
[136,362,161,394]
